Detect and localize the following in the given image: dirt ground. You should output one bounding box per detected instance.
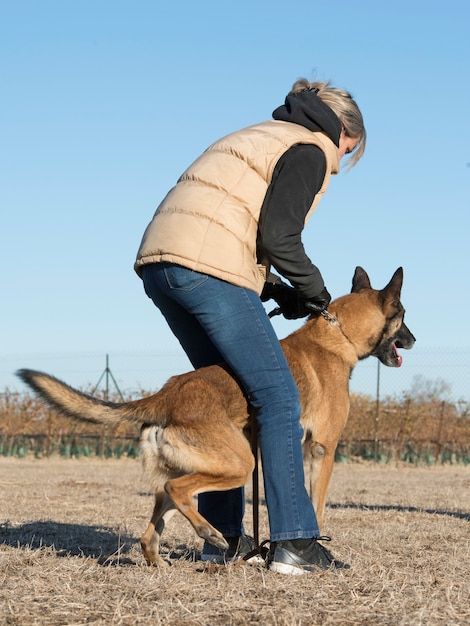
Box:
[1,457,469,625]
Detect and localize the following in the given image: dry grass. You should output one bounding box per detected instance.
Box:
[1,457,469,625]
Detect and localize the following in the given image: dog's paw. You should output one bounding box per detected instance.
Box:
[212,536,230,550]
[144,554,170,567]
[200,529,229,550]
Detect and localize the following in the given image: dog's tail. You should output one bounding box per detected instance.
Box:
[16,368,152,426]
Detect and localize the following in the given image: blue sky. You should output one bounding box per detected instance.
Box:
[1,1,469,400]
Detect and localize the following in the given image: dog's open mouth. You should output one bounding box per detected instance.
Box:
[392,343,403,368]
[374,341,404,368]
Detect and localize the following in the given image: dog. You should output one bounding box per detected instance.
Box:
[17,266,415,566]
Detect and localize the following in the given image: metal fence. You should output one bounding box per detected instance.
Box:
[1,347,469,403]
[1,348,469,464]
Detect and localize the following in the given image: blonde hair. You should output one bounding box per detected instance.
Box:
[290,78,366,169]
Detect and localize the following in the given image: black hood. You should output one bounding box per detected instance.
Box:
[272,90,341,147]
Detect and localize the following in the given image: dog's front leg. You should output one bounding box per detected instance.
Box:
[140,487,177,566]
[309,443,335,533]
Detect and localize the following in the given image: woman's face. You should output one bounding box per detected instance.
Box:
[338,133,359,161]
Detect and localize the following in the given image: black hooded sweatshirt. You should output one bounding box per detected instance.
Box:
[257,90,342,300]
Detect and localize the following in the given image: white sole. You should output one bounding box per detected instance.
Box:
[269,561,307,576]
[200,554,265,565]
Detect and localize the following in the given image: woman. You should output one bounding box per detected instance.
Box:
[135,76,366,575]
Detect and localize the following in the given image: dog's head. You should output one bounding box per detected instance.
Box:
[330,267,416,367]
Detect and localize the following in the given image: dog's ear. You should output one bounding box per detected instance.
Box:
[351,266,371,293]
[380,267,404,304]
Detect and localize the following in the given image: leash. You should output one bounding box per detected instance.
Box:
[250,418,260,548]
[244,419,271,563]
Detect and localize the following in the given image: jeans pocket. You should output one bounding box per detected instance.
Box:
[163,264,209,291]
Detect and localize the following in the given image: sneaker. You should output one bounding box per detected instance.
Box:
[201,535,265,564]
[268,536,350,576]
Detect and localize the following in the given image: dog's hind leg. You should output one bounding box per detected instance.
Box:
[164,470,252,550]
[140,487,177,566]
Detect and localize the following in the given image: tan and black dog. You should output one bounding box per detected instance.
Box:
[17,266,415,566]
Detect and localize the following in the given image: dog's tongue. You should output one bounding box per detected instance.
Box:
[394,344,403,367]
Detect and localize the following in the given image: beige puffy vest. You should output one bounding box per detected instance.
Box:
[135,120,339,294]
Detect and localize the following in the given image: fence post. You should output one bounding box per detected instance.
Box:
[434,401,446,461]
[374,361,381,462]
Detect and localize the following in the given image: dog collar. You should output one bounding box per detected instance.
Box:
[321,310,340,327]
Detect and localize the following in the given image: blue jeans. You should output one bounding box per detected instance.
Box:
[141,262,320,541]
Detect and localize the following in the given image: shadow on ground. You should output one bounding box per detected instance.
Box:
[244,497,469,521]
[0,520,200,565]
[0,520,140,565]
[2,503,466,567]
[327,502,470,521]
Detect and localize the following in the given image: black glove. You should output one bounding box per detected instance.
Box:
[262,278,331,320]
[271,285,309,320]
[261,277,286,302]
[303,287,331,315]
